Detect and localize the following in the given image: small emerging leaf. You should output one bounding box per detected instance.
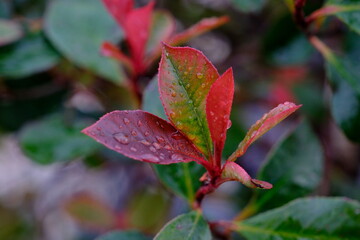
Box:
[82,110,204,164]
[228,102,301,161]
[154,211,211,240]
[220,162,272,189]
[206,68,234,159]
[159,44,219,158]
[170,16,229,46]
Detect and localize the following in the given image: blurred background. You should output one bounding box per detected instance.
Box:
[0,0,359,239]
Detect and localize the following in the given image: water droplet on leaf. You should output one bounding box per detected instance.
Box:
[123,118,130,124]
[113,133,129,145]
[171,154,184,161]
[140,154,160,162]
[196,73,203,79]
[130,147,137,152]
[171,132,182,140]
[131,130,137,136]
[156,136,165,143]
[149,146,157,152]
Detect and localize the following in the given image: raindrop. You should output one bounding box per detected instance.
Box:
[171,132,182,140]
[113,133,129,145]
[159,153,165,160]
[184,71,188,76]
[227,120,232,129]
[189,135,196,141]
[164,145,171,150]
[137,120,143,127]
[210,111,215,116]
[123,118,130,124]
[188,100,193,104]
[140,140,151,146]
[149,146,157,152]
[169,111,176,118]
[186,83,190,88]
[140,154,160,163]
[196,73,203,79]
[130,147,137,152]
[153,142,161,150]
[131,130,137,136]
[201,83,206,88]
[156,136,165,143]
[171,154,184,161]
[115,145,122,150]
[170,90,176,97]
[96,127,101,131]
[118,125,123,129]
[144,131,150,136]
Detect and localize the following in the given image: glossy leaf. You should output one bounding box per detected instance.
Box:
[252,121,324,212]
[123,1,154,73]
[154,211,211,240]
[220,162,272,189]
[143,77,204,202]
[19,114,98,164]
[232,0,267,13]
[0,20,22,46]
[82,110,205,165]
[146,10,175,58]
[170,16,229,46]
[235,197,360,240]
[45,0,124,84]
[64,192,116,230]
[96,231,149,240]
[326,0,360,34]
[206,68,234,158]
[228,102,301,162]
[102,0,134,27]
[0,32,60,78]
[159,44,219,158]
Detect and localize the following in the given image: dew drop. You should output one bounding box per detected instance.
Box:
[140,140,151,146]
[210,111,215,116]
[118,125,123,129]
[171,132,182,140]
[169,111,176,118]
[131,130,137,136]
[186,83,190,88]
[201,83,206,88]
[184,71,188,76]
[113,133,129,145]
[188,100,193,104]
[164,145,171,150]
[159,153,165,160]
[130,147,137,152]
[140,153,160,163]
[227,120,232,129]
[137,120,143,127]
[115,145,122,150]
[156,136,165,143]
[96,127,101,131]
[170,90,176,97]
[188,67,193,71]
[123,118,130,124]
[144,131,150,136]
[189,135,196,141]
[153,142,161,150]
[149,146,157,152]
[171,154,184,161]
[196,72,203,79]
[156,121,160,126]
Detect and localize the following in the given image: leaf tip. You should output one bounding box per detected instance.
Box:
[251,179,273,189]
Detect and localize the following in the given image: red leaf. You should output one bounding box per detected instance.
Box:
[123,1,155,73]
[159,44,219,158]
[82,110,205,165]
[170,16,229,46]
[102,0,134,27]
[206,68,234,163]
[219,162,272,189]
[228,102,301,161]
[101,42,134,73]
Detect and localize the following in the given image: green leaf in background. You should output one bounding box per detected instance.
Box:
[0,20,22,46]
[19,114,99,164]
[96,231,149,240]
[143,77,204,203]
[235,197,360,240]
[44,0,125,84]
[326,0,360,35]
[232,0,267,13]
[0,32,59,78]
[249,121,324,213]
[154,211,211,240]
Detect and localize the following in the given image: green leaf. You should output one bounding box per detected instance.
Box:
[232,0,267,13]
[235,197,360,240]
[0,32,60,78]
[96,231,149,240]
[44,0,125,84]
[251,121,324,213]
[143,77,205,203]
[159,44,219,158]
[154,211,211,240]
[19,114,99,164]
[326,0,360,34]
[0,19,22,46]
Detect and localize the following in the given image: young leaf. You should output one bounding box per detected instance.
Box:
[159,44,219,158]
[123,1,154,73]
[206,68,234,160]
[235,197,360,240]
[64,192,116,230]
[170,16,229,46]
[154,211,211,240]
[252,121,324,213]
[82,110,204,164]
[220,162,272,189]
[228,102,301,162]
[102,0,134,27]
[96,231,149,240]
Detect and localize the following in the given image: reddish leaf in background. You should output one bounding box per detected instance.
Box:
[123,1,155,73]
[101,41,134,73]
[82,110,205,165]
[206,68,234,165]
[102,0,134,27]
[219,162,272,189]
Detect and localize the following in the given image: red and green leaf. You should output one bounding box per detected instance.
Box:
[123,1,154,73]
[228,102,301,162]
[170,16,230,46]
[82,110,205,164]
[219,162,272,189]
[206,68,234,163]
[159,44,220,158]
[102,0,134,27]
